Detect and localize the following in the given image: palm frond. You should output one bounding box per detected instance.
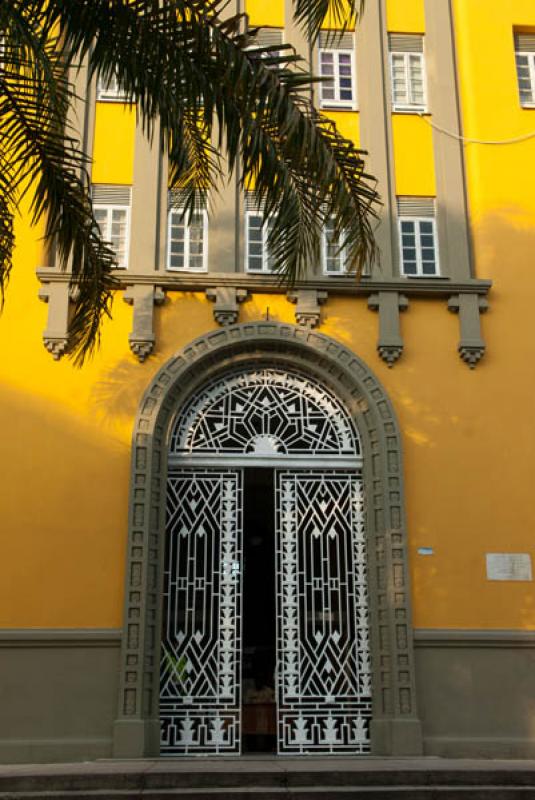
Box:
[1,0,379,362]
[294,0,364,41]
[1,0,119,362]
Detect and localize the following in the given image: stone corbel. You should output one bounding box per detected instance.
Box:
[368,291,409,367]
[206,287,248,326]
[448,293,488,368]
[123,285,166,362]
[287,289,328,329]
[38,281,76,360]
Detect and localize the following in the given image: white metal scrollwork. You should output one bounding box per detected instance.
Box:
[160,469,242,755]
[169,368,360,459]
[275,471,371,754]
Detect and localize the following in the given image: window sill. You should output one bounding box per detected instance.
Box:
[392,108,429,115]
[320,104,359,112]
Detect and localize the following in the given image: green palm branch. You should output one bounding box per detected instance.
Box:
[0,0,378,364]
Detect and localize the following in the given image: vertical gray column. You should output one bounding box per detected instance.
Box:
[424,0,472,281]
[124,122,166,360]
[129,122,162,274]
[208,0,241,273]
[39,60,96,359]
[357,0,397,278]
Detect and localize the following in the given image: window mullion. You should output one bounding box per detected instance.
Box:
[416,220,423,276]
[404,54,411,107]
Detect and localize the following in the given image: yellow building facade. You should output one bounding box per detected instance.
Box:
[1,0,535,762]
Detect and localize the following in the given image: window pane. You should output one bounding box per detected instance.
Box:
[422,261,437,275]
[400,220,415,234]
[419,221,433,233]
[402,261,417,275]
[248,256,263,271]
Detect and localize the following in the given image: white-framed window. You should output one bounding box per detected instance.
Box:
[245,210,276,273]
[318,31,356,109]
[388,34,426,112]
[167,204,208,272]
[515,34,535,107]
[92,185,131,269]
[322,219,350,275]
[96,73,128,102]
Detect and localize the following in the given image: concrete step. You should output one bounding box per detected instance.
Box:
[1,759,535,799]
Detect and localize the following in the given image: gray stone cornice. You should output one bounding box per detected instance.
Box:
[37,268,492,298]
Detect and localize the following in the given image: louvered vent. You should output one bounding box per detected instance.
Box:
[168,189,207,208]
[388,34,424,53]
[91,185,131,205]
[253,28,284,48]
[397,196,435,217]
[319,31,354,50]
[515,33,535,52]
[245,192,265,212]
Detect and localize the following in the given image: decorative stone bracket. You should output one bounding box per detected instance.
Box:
[123,285,166,362]
[38,282,79,360]
[206,287,248,326]
[448,293,488,368]
[287,289,328,328]
[368,291,409,366]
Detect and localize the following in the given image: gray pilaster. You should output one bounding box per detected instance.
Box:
[448,293,487,368]
[38,59,96,358]
[123,285,165,362]
[368,291,408,366]
[206,286,248,325]
[357,0,397,277]
[287,288,328,328]
[425,0,472,281]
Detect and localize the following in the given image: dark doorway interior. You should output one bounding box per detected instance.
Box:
[242,468,277,753]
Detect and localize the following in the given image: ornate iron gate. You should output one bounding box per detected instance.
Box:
[275,471,372,754]
[160,469,243,755]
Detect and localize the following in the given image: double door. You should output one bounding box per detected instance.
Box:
[160,467,371,755]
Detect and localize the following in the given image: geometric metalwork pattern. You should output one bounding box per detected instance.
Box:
[170,368,360,458]
[275,471,371,754]
[160,470,242,755]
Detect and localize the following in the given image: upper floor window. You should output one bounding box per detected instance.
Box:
[245,203,276,273]
[92,185,131,269]
[167,196,208,272]
[318,31,356,109]
[515,33,535,107]
[96,73,128,102]
[322,219,350,275]
[397,197,439,277]
[389,34,426,112]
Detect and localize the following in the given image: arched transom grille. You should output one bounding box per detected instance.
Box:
[169,367,360,458]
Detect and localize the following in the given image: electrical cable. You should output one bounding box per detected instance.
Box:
[417,112,535,145]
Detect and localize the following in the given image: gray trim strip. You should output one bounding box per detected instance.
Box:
[0,629,122,648]
[36,269,491,297]
[414,629,535,648]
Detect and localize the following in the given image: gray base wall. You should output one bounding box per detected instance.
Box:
[0,630,121,764]
[1,628,535,763]
[414,629,535,758]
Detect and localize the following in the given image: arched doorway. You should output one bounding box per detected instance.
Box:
[113,323,423,758]
[161,367,370,755]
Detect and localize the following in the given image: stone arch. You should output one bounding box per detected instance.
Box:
[112,322,423,757]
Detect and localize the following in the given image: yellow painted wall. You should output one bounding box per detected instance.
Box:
[1,0,535,633]
[245,0,284,29]
[387,0,425,33]
[92,103,136,185]
[392,115,436,196]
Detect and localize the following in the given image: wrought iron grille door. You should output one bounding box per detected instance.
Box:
[161,469,243,755]
[275,471,372,754]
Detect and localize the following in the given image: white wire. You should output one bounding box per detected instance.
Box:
[417,112,535,145]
